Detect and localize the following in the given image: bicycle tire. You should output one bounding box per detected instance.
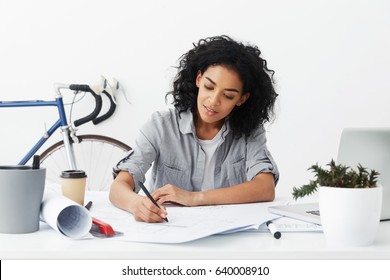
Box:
[40,134,131,191]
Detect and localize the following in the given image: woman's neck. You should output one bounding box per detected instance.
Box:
[195,117,224,140]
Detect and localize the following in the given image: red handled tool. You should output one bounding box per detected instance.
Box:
[92,217,116,236]
[85,201,123,238]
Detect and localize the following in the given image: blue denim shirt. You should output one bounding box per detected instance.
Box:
[114,109,279,193]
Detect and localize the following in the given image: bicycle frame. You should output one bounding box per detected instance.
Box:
[0,92,77,169]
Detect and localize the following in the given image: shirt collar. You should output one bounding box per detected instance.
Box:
[178,109,231,139]
[178,110,195,135]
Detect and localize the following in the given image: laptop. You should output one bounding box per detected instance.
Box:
[269,128,390,224]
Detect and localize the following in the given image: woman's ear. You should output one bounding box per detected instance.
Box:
[196,71,202,87]
[237,92,250,106]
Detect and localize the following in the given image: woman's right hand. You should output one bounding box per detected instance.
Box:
[109,171,168,223]
[132,195,168,223]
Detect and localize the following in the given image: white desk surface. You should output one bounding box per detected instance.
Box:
[1,192,390,260]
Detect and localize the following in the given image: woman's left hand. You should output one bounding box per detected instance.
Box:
[152,184,200,206]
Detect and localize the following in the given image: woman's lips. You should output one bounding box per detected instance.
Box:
[203,105,217,115]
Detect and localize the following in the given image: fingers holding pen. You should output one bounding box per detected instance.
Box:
[133,196,168,223]
[137,181,169,222]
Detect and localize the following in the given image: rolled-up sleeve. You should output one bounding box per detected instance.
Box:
[113,113,162,193]
[246,126,279,185]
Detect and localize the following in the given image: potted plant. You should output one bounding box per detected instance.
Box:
[292,160,382,247]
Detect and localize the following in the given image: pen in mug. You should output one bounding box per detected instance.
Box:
[32,155,40,169]
[138,181,168,222]
[266,220,281,239]
[85,201,93,211]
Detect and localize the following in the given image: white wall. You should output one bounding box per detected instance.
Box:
[1,0,389,198]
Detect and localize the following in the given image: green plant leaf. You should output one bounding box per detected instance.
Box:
[292,181,318,200]
[292,160,380,198]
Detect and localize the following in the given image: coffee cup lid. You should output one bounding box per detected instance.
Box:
[61,170,87,178]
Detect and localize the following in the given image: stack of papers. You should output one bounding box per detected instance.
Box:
[39,186,322,243]
[85,192,322,243]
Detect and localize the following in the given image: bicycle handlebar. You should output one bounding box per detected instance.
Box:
[55,81,117,127]
[69,84,93,93]
[69,84,103,127]
[92,90,117,125]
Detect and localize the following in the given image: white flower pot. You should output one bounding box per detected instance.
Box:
[319,185,382,247]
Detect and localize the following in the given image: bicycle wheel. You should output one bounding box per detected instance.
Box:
[40,134,131,191]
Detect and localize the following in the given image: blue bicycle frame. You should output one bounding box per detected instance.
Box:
[0,95,77,168]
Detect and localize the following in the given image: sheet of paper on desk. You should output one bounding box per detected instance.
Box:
[86,192,283,243]
[257,217,323,232]
[218,216,322,234]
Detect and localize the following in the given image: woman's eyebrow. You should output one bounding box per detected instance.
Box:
[205,77,240,93]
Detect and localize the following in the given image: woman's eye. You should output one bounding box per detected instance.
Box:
[224,94,234,100]
[204,85,213,90]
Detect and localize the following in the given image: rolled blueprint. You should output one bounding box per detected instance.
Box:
[40,189,92,239]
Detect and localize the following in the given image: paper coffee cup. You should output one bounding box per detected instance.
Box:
[60,170,87,205]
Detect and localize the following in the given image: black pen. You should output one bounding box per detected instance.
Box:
[85,201,93,210]
[266,220,281,239]
[138,181,168,222]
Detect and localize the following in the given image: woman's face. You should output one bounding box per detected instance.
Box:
[196,65,249,127]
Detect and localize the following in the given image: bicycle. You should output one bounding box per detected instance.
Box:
[0,78,131,191]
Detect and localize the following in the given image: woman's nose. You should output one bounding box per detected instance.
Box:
[209,92,221,106]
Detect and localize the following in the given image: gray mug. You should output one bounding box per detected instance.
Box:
[0,165,46,233]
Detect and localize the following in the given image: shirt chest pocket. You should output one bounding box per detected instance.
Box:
[220,154,246,186]
[155,158,190,190]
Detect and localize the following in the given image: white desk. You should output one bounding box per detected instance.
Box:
[1,192,390,260]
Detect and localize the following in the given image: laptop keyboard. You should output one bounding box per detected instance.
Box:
[306,210,320,216]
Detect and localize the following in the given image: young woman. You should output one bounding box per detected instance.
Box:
[109,35,279,222]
